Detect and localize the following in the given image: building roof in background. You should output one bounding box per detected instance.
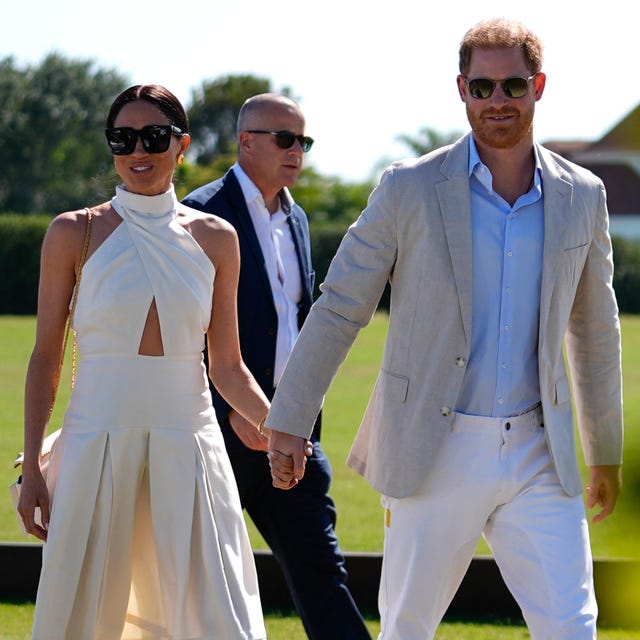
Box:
[589,105,640,152]
[541,104,640,215]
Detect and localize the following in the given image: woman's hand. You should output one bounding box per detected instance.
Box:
[17,468,50,541]
[229,410,270,451]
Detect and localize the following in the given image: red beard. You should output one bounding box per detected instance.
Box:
[467,105,534,150]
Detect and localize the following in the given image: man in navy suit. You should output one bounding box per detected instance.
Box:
[183,93,371,640]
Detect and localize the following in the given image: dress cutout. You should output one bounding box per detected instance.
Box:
[32,186,266,640]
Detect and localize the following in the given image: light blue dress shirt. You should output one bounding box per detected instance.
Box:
[456,137,544,417]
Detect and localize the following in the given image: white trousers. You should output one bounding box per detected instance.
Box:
[378,406,596,639]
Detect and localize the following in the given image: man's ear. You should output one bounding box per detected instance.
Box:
[533,72,546,101]
[456,75,467,102]
[239,131,252,152]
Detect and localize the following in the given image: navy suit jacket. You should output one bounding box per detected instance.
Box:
[183,169,318,432]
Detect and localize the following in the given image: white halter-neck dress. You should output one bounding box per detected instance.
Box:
[32,186,266,640]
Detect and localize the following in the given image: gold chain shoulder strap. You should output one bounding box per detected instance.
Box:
[61,207,93,389]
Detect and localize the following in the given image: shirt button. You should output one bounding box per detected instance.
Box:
[504,422,511,431]
[455,357,466,367]
[440,406,452,417]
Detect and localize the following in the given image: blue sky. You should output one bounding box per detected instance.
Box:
[4,0,637,182]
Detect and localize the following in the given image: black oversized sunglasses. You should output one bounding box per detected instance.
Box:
[464,74,537,100]
[246,130,314,152]
[105,124,184,155]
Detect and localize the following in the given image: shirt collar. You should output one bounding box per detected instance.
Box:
[467,135,482,176]
[467,136,543,193]
[232,162,294,214]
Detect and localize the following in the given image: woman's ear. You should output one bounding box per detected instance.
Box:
[179,133,191,155]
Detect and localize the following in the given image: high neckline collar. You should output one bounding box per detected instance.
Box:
[115,184,179,218]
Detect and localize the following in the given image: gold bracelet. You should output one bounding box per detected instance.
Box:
[257,415,267,435]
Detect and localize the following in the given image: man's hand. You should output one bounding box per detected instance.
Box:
[268,430,313,490]
[586,464,622,523]
[229,410,269,452]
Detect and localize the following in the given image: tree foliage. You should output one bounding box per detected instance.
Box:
[187,74,274,165]
[174,152,236,201]
[396,126,463,157]
[293,166,373,227]
[0,54,128,214]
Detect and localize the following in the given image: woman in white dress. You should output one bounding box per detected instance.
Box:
[18,85,270,639]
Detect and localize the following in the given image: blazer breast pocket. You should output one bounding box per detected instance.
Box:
[380,369,409,404]
[563,240,589,253]
[560,241,590,289]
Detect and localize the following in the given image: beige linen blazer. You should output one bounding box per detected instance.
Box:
[266,134,623,499]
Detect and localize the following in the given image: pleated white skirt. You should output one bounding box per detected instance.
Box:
[32,355,266,640]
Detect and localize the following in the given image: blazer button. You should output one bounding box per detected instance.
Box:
[440,406,452,417]
[455,357,466,367]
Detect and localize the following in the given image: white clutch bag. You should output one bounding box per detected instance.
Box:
[10,428,61,535]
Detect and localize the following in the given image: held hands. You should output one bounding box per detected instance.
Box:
[586,464,623,523]
[268,430,314,490]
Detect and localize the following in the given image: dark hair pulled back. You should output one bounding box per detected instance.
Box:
[106,85,189,133]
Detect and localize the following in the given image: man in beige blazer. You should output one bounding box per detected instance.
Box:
[266,17,623,640]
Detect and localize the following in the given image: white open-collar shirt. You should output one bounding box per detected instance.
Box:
[233,163,303,385]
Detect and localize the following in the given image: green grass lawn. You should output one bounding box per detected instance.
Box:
[1,314,639,637]
[2,601,639,639]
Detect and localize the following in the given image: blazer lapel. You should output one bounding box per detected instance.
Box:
[286,212,314,310]
[223,171,273,295]
[224,171,312,310]
[435,137,474,344]
[537,145,573,340]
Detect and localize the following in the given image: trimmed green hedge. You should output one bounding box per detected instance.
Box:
[0,215,638,315]
[612,236,640,314]
[0,214,51,314]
